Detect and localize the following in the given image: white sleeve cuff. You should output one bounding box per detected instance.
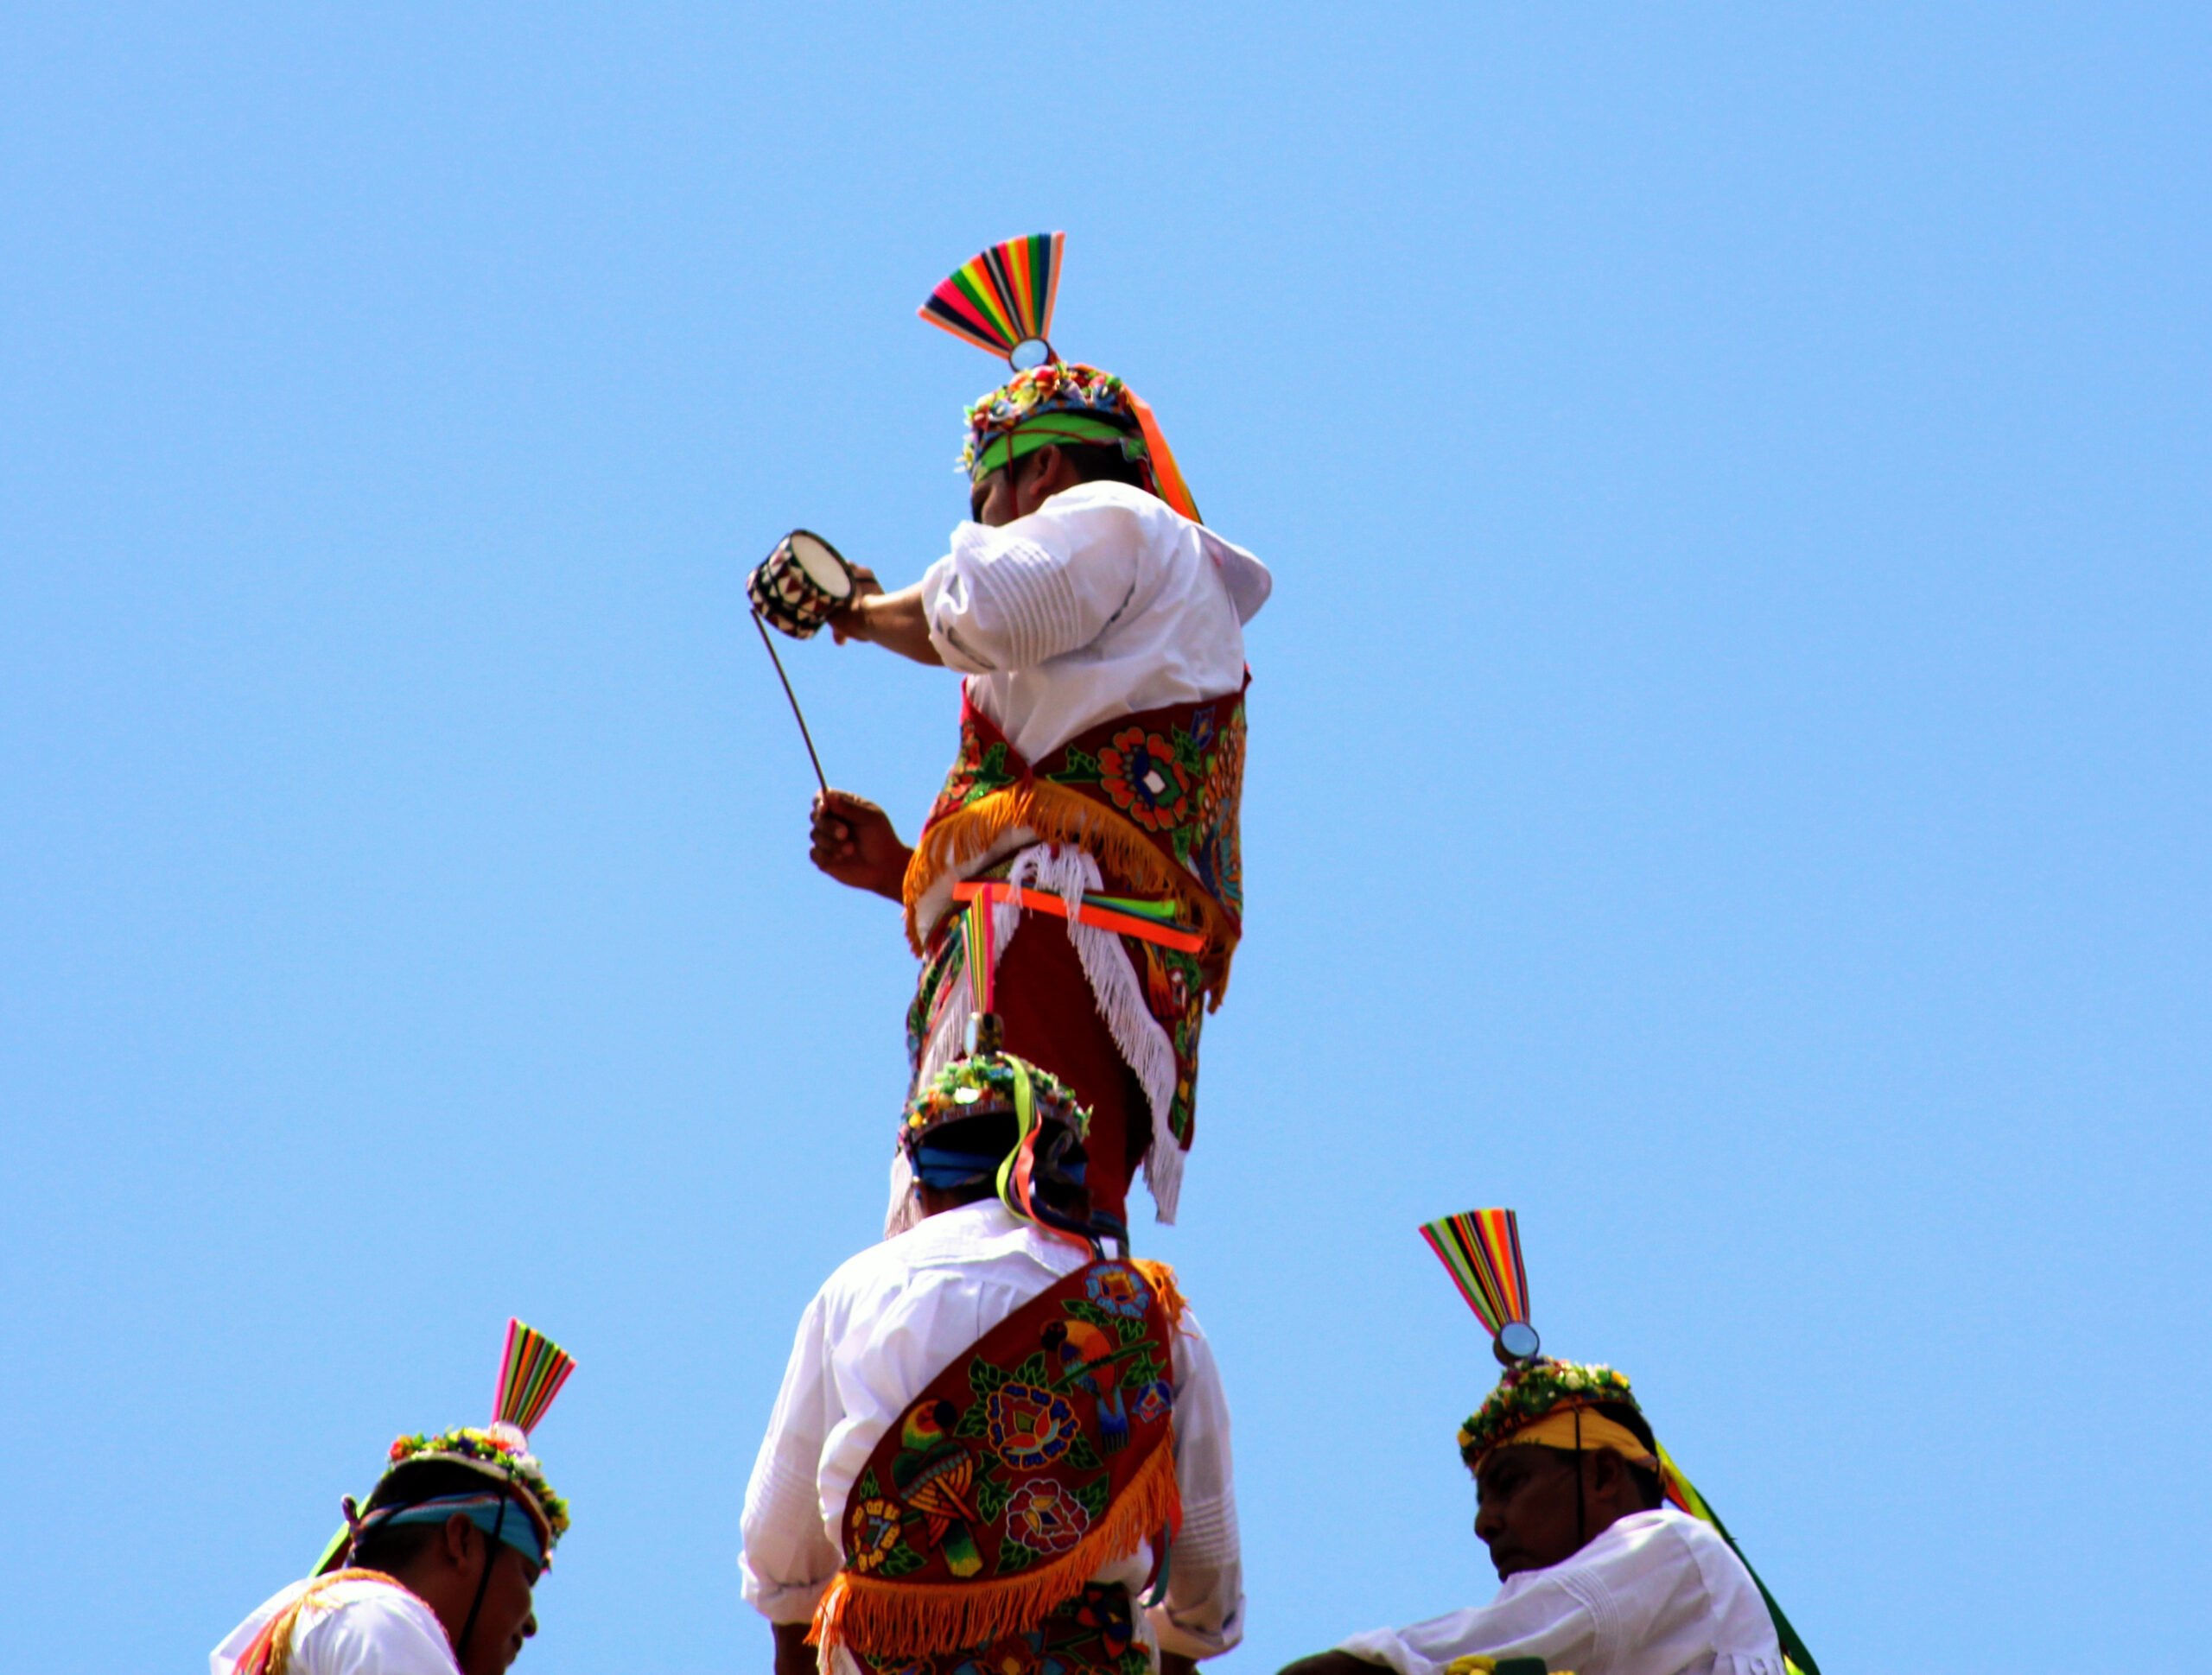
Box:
[739,1567,831,1625]
[1335,1628,1438,1675]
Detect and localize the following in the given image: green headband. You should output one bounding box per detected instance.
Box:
[970,414,1147,482]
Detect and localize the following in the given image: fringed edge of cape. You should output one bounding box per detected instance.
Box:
[1130,1259,1188,1332]
[809,1442,1181,1659]
[903,784,1239,1002]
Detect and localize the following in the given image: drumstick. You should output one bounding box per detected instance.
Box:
[751,610,830,794]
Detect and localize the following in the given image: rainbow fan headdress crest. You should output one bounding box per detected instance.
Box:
[919,232,1065,369]
[1420,1208,1541,1365]
[494,1317,576,1438]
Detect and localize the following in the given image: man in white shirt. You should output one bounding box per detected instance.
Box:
[213,1327,573,1675]
[213,1450,556,1675]
[1277,1360,1804,1675]
[806,347,1269,1239]
[741,1045,1243,1675]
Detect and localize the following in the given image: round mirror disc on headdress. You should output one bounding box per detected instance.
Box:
[1008,337,1052,371]
[1496,1321,1542,1364]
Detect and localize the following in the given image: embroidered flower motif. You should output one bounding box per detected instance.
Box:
[1084,1264,1152,1318]
[987,1382,1077,1470]
[1133,1381,1173,1426]
[960,1634,1047,1675]
[847,1496,906,1572]
[1005,1480,1090,1555]
[1095,728,1191,834]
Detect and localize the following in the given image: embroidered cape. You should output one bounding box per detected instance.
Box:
[810,1259,1185,1663]
[903,685,1248,990]
[903,688,1248,1166]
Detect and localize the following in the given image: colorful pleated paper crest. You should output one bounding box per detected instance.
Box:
[1420,1209,1538,1360]
[494,1318,575,1437]
[919,232,1065,365]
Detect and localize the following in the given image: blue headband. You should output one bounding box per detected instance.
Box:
[915,1145,1007,1189]
[915,1143,1087,1191]
[362,1490,545,1566]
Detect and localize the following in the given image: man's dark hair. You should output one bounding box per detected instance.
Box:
[1037,440,1151,492]
[1529,1401,1665,1512]
[919,1108,1092,1225]
[1590,1400,1665,1509]
[350,1459,513,1576]
[921,1112,1019,1207]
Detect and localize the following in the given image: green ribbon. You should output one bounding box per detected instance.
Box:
[971,414,1148,481]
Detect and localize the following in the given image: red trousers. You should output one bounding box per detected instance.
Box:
[988,919,1149,1231]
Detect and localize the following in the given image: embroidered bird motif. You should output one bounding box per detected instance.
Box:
[891,1400,983,1577]
[1041,1317,1130,1454]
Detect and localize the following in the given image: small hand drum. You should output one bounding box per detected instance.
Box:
[748,530,855,640]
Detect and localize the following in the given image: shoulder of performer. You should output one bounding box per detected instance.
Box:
[291,1576,458,1673]
[811,1202,1071,1313]
[214,1575,455,1675]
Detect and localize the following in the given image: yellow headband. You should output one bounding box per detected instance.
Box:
[1479,1407,1657,1470]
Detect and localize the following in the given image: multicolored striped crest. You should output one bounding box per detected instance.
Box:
[919,232,1065,364]
[1420,1209,1534,1343]
[493,1318,575,1437]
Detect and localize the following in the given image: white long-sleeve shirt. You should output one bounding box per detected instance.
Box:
[1338,1507,1783,1675]
[740,1201,1244,1665]
[211,1577,460,1675]
[919,480,1271,763]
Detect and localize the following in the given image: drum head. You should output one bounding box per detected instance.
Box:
[786,531,852,598]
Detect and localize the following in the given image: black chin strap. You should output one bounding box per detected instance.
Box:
[1573,1408,1586,1551]
[453,1488,511,1669]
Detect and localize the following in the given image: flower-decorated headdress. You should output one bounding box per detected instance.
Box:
[317,1320,576,1578]
[1420,1209,1821,1675]
[226,1323,575,1675]
[1454,1355,1653,1470]
[904,1014,1095,1250]
[919,232,1203,523]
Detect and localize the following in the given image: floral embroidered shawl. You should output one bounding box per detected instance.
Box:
[810,1259,1185,1664]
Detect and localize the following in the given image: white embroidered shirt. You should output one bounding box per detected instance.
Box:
[918,480,1270,763]
[1337,1507,1784,1675]
[211,1577,460,1675]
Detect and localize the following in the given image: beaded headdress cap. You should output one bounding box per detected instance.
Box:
[317,1320,576,1573]
[1454,1356,1644,1468]
[902,1049,1090,1152]
[919,232,1203,523]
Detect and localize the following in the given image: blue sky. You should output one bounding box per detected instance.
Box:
[3,4,2207,1670]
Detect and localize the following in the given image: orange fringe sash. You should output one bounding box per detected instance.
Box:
[901,686,1249,1006]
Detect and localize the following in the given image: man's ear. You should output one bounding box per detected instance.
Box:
[1584,1448,1637,1509]
[440,1512,480,1570]
[1020,446,1066,499]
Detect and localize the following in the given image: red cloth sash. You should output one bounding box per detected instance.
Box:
[902,688,1248,1172]
[810,1259,1185,1664]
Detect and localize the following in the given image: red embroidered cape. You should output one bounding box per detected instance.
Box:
[901,688,1248,1160]
[810,1259,1185,1663]
[902,684,1248,981]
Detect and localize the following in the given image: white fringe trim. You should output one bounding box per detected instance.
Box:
[881,841,1186,1237]
[908,823,1040,951]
